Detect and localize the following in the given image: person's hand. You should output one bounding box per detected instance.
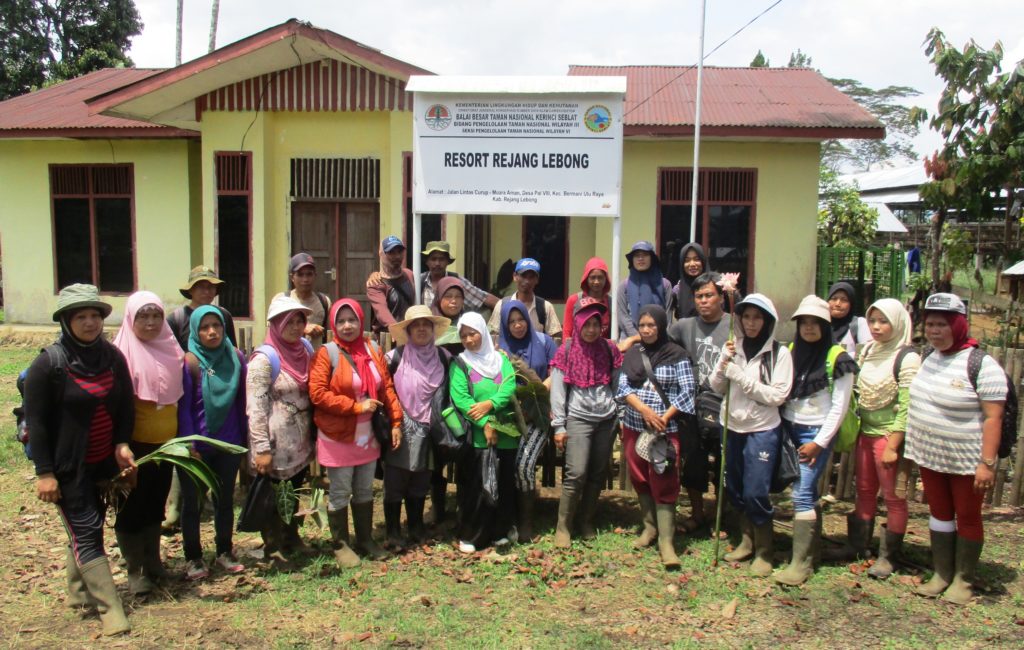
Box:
[253,453,273,475]
[360,399,383,413]
[366,271,385,288]
[798,441,823,466]
[391,426,402,450]
[36,474,60,503]
[484,423,498,447]
[642,406,666,433]
[305,323,325,338]
[554,432,568,451]
[114,443,136,472]
[468,400,494,421]
[724,362,745,382]
[881,446,899,468]
[722,340,736,362]
[974,463,995,494]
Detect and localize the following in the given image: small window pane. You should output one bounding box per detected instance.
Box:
[95,198,133,292]
[54,198,93,288]
[658,205,704,285]
[707,206,750,293]
[404,201,442,270]
[218,196,251,317]
[523,215,568,300]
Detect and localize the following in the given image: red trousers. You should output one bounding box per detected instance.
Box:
[919,466,985,542]
[622,427,681,505]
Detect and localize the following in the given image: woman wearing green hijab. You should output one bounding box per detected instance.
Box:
[178,306,248,580]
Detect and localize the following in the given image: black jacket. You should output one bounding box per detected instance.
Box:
[25,341,135,497]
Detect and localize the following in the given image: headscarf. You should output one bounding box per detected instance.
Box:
[931,311,978,354]
[857,298,913,410]
[431,276,465,318]
[551,303,623,387]
[393,321,445,424]
[498,300,552,380]
[113,291,185,405]
[579,257,611,298]
[622,305,688,387]
[263,305,311,388]
[330,299,378,401]
[378,242,405,280]
[738,303,774,361]
[828,282,857,343]
[58,308,116,378]
[626,246,667,325]
[674,243,709,319]
[789,317,856,399]
[187,305,241,433]
[457,312,503,380]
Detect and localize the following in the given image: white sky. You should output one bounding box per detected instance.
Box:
[128,0,1024,163]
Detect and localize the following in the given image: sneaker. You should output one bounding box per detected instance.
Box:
[185,559,209,581]
[457,541,476,554]
[215,553,245,574]
[493,537,510,548]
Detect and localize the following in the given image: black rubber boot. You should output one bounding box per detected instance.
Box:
[384,501,404,550]
[406,497,427,544]
[517,490,536,542]
[327,508,360,569]
[822,514,874,562]
[115,529,153,595]
[351,501,387,560]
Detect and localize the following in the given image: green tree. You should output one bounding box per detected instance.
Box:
[822,79,927,171]
[0,0,142,100]
[919,28,1024,286]
[750,50,770,67]
[787,49,812,68]
[818,166,879,246]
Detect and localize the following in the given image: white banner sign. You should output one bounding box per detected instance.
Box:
[412,92,624,216]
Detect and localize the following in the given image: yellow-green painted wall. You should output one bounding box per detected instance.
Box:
[0,138,197,324]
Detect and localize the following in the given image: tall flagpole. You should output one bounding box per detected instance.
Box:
[689,0,707,242]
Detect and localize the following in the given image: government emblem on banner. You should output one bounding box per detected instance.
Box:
[425,104,452,131]
[583,105,611,133]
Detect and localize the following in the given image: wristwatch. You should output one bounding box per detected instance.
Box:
[980,457,997,468]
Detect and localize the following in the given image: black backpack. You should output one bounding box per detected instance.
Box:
[922,346,1018,459]
[13,345,67,460]
[388,345,471,461]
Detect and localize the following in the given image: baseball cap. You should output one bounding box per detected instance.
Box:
[924,292,967,315]
[515,258,541,274]
[289,252,316,274]
[381,235,405,253]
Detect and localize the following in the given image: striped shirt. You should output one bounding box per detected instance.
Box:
[905,348,1007,475]
[616,358,696,434]
[70,369,115,464]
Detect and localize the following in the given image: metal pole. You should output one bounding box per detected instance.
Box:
[689,0,707,242]
[611,216,621,338]
[413,212,423,304]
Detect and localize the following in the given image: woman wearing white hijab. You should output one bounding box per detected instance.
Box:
[448,312,518,553]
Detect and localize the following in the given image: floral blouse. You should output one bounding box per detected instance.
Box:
[245,354,314,480]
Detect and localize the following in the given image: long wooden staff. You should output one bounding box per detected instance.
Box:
[711,273,740,566]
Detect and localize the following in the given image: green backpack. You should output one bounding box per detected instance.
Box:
[788,343,860,453]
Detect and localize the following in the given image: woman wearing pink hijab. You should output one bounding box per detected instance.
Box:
[246,295,316,568]
[112,291,184,595]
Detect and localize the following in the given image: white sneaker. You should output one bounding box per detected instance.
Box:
[493,537,510,548]
[185,559,209,581]
[215,553,245,574]
[458,541,476,554]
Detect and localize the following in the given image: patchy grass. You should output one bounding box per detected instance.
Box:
[0,345,1022,647]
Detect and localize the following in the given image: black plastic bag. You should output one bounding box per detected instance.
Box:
[371,408,392,453]
[480,447,500,507]
[236,474,274,532]
[428,389,472,462]
[770,430,800,494]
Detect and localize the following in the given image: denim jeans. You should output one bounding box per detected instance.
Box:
[784,420,834,514]
[725,425,782,526]
[180,451,242,560]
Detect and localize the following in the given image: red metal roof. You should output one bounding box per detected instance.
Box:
[569,65,884,139]
[0,68,197,138]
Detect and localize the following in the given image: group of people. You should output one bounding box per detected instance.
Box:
[25,236,1007,636]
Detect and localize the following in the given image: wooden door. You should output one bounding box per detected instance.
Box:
[291,202,339,297]
[341,203,380,321]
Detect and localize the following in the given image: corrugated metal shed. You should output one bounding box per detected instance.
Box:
[568,65,883,137]
[0,68,197,138]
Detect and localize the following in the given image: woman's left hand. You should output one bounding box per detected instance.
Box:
[391,427,402,450]
[484,423,498,447]
[797,441,822,466]
[468,400,494,421]
[974,463,996,494]
[114,443,136,472]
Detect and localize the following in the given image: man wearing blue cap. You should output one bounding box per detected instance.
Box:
[367,236,417,332]
[488,257,562,338]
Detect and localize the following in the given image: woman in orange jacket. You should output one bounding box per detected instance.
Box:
[309,298,402,568]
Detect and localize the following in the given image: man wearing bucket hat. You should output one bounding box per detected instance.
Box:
[166,266,237,350]
[273,253,332,349]
[487,257,562,339]
[381,305,452,547]
[26,284,135,635]
[419,241,499,312]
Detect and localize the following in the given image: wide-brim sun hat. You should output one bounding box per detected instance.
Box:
[52,283,112,321]
[421,241,455,263]
[388,305,451,346]
[179,265,225,298]
[267,295,312,322]
[790,295,831,323]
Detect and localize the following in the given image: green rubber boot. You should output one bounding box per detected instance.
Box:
[867,525,904,579]
[65,547,94,609]
[942,537,983,606]
[916,530,956,598]
[554,490,578,548]
[750,520,774,577]
[655,504,681,570]
[774,518,815,586]
[634,494,658,549]
[724,513,754,562]
[79,557,130,636]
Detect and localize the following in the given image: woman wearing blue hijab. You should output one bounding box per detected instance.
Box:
[616,241,673,341]
[178,305,248,580]
[496,299,557,541]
